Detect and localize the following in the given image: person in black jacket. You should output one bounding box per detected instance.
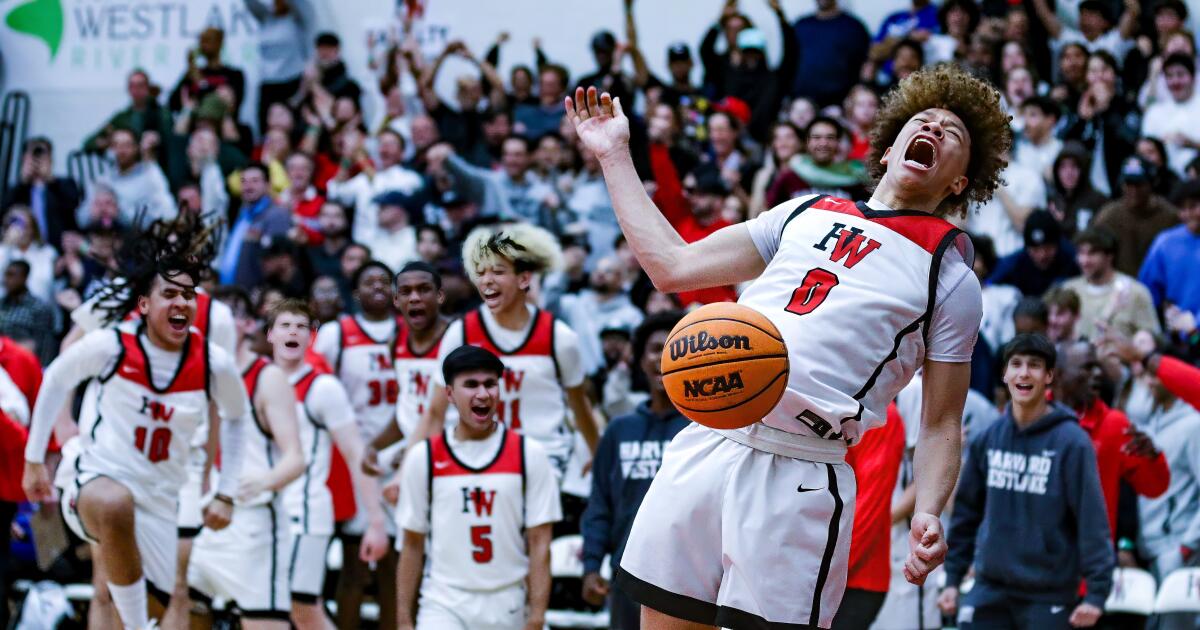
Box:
[988,210,1081,296]
[939,334,1113,629]
[581,310,689,630]
[2,137,78,253]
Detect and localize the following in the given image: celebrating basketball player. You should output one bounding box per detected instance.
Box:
[22,215,252,630]
[311,260,402,628]
[266,299,389,629]
[410,224,600,480]
[362,261,453,477]
[395,345,560,630]
[569,63,1012,629]
[188,287,304,628]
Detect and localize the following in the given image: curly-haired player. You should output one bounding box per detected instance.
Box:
[22,213,252,630]
[568,63,1011,629]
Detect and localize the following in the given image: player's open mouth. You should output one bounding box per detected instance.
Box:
[481,290,500,302]
[284,340,300,349]
[470,403,490,419]
[904,136,937,170]
[1014,383,1034,393]
[168,314,189,331]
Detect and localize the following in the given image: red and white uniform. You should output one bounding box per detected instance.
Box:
[393,324,454,440]
[189,356,292,618]
[618,195,982,629]
[314,314,402,534]
[396,426,561,630]
[434,306,586,477]
[26,326,248,599]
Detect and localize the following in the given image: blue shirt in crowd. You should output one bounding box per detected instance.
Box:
[791,12,871,106]
[1138,225,1200,317]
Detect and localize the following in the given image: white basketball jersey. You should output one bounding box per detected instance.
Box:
[426,428,528,591]
[333,315,401,441]
[393,324,450,439]
[461,308,568,454]
[227,356,281,506]
[283,367,336,534]
[737,195,968,445]
[79,329,211,519]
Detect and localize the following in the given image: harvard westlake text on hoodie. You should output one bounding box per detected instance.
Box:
[581,403,689,576]
[945,403,1114,607]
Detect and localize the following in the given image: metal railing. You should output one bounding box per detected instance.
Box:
[67,149,113,191]
[0,90,29,201]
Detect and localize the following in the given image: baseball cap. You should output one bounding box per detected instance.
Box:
[667,42,692,63]
[591,30,617,53]
[713,96,752,126]
[1023,210,1062,247]
[373,190,418,210]
[600,322,633,339]
[1120,156,1155,184]
[736,28,767,51]
[315,32,340,47]
[689,165,729,196]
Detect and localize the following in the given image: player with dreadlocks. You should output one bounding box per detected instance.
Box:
[23,213,252,630]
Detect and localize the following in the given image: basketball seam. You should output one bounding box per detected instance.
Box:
[670,317,785,343]
[661,353,790,377]
[669,368,790,413]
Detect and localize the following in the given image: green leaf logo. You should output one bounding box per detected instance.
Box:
[5,0,63,59]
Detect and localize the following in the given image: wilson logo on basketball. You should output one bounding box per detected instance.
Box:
[670,331,751,361]
[683,371,745,397]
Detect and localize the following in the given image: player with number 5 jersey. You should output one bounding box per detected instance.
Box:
[569,64,1013,629]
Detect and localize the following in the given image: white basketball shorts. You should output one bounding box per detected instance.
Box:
[615,423,856,629]
[176,449,206,537]
[188,499,292,620]
[417,578,527,630]
[288,533,331,602]
[60,470,177,605]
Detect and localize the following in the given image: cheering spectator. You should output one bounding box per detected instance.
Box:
[767,116,867,202]
[576,30,636,110]
[650,163,736,306]
[869,0,939,64]
[326,128,424,244]
[1030,0,1138,62]
[216,162,291,286]
[941,335,1112,629]
[969,152,1046,257]
[169,27,246,114]
[360,191,419,274]
[1044,287,1082,343]
[559,256,645,375]
[429,138,560,232]
[1063,227,1161,339]
[278,151,324,243]
[749,121,802,217]
[1011,96,1063,183]
[0,206,57,307]
[581,311,688,629]
[310,32,362,103]
[1048,142,1109,237]
[0,261,55,364]
[565,147,621,267]
[704,0,797,141]
[514,64,569,140]
[988,210,1080,297]
[84,69,172,153]
[419,40,505,152]
[1063,51,1141,196]
[79,128,175,229]
[1135,136,1181,199]
[245,0,313,131]
[2,137,79,252]
[1095,156,1180,275]
[1141,54,1200,178]
[1139,178,1200,317]
[1136,28,1195,110]
[641,42,701,108]
[843,84,879,161]
[305,200,351,279]
[791,0,870,108]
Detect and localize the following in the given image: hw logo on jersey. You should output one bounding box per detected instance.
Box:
[411,371,432,398]
[461,487,497,516]
[813,222,882,269]
[370,351,391,372]
[139,397,174,422]
[502,368,524,393]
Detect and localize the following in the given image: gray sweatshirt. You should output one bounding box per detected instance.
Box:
[1127,381,1200,560]
[245,0,312,83]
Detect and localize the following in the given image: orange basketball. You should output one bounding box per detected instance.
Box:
[661,303,789,430]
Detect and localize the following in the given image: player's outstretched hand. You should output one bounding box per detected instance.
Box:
[565,86,630,163]
[22,462,53,502]
[904,512,947,585]
[1069,602,1102,627]
[360,518,389,563]
[203,498,233,531]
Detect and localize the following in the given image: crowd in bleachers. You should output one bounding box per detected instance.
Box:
[5,0,1200,627]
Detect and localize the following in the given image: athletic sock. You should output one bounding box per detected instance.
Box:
[108,578,150,630]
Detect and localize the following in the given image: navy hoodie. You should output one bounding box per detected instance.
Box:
[581,403,689,575]
[945,402,1114,607]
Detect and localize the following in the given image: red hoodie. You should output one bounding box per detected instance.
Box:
[1076,399,1170,540]
[845,403,906,592]
[0,337,42,502]
[648,143,737,306]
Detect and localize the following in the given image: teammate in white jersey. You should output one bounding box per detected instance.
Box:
[569,63,1013,629]
[410,225,600,482]
[311,260,402,629]
[363,261,452,478]
[23,216,251,630]
[189,287,304,628]
[396,345,560,630]
[266,299,388,629]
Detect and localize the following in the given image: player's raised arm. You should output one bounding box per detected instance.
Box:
[567,86,765,292]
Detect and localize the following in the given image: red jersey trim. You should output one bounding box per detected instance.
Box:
[338,315,401,348]
[463,308,554,358]
[428,427,523,478]
[395,321,446,360]
[113,329,208,393]
[243,356,272,438]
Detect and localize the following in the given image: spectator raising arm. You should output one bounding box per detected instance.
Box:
[1028,0,1063,39]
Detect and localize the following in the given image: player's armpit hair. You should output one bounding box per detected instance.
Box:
[867,64,1013,218]
[462,223,563,282]
[93,211,218,326]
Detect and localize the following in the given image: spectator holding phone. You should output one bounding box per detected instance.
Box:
[1,137,79,252]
